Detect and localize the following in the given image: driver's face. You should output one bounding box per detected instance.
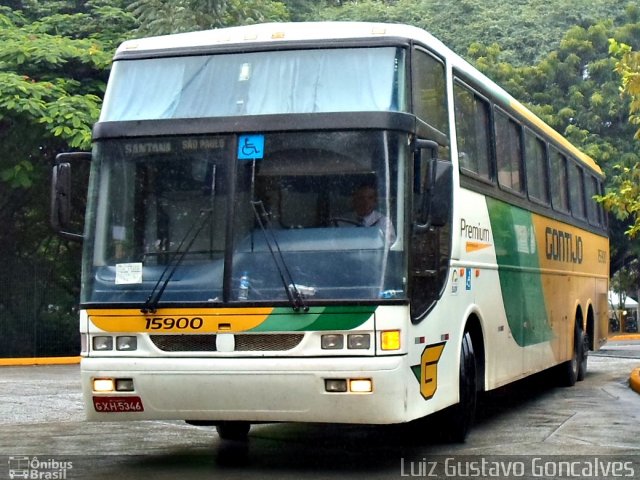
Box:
[352,186,376,217]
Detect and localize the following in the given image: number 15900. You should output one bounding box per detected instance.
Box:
[145,317,204,330]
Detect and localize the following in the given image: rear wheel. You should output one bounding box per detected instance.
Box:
[216,421,251,441]
[577,329,588,381]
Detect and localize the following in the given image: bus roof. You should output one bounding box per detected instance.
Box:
[116,22,603,176]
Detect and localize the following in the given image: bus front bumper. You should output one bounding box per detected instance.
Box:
[81,355,409,424]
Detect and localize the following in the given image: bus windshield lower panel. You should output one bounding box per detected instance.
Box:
[81,130,408,305]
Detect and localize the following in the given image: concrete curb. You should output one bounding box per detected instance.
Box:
[0,356,80,366]
[609,333,640,341]
[607,334,640,394]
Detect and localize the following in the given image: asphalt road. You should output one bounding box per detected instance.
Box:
[1,341,639,480]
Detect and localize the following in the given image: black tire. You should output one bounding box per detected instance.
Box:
[559,326,584,387]
[577,329,588,382]
[447,331,477,442]
[216,421,251,441]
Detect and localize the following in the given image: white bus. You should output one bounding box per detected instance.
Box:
[52,22,609,442]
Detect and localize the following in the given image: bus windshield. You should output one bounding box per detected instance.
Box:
[99,47,407,121]
[81,130,408,305]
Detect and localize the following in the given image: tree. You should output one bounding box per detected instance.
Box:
[597,40,640,239]
[0,1,136,356]
[128,0,289,36]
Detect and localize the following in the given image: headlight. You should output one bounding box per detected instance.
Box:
[321,334,344,350]
[116,336,137,351]
[347,334,370,349]
[92,336,113,351]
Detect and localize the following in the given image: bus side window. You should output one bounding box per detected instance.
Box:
[453,79,491,180]
[412,49,449,138]
[585,174,602,226]
[567,160,586,220]
[549,147,569,213]
[494,109,524,193]
[524,130,550,204]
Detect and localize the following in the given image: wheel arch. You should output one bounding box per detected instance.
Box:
[585,303,595,351]
[574,303,584,334]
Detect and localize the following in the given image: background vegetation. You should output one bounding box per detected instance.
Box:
[1,0,638,356]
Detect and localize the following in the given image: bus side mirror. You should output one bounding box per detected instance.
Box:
[50,152,91,241]
[51,162,71,230]
[429,160,453,227]
[413,139,452,231]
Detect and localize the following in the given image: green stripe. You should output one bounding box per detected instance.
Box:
[486,198,552,346]
[250,305,376,332]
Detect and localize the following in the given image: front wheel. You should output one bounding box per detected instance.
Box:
[216,421,251,441]
[446,331,477,442]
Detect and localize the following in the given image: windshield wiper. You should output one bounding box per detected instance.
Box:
[141,208,213,314]
[251,200,308,312]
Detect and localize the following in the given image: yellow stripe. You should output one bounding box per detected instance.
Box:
[0,356,80,366]
[466,241,492,253]
[87,307,274,333]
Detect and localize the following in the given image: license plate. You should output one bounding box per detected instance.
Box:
[93,396,144,413]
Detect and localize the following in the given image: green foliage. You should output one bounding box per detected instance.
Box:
[599,163,640,238]
[598,40,640,239]
[1,159,34,188]
[305,0,630,65]
[0,8,117,151]
[611,40,640,140]
[128,0,289,35]
[0,0,134,357]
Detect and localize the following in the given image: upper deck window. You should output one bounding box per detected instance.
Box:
[100,47,407,121]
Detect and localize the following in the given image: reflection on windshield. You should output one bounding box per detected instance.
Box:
[82,131,407,305]
[101,47,406,121]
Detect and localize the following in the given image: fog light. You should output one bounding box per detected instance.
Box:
[349,379,373,393]
[381,330,401,350]
[347,333,370,349]
[321,334,344,350]
[116,336,137,351]
[92,336,113,351]
[325,379,347,392]
[93,378,115,392]
[115,378,135,392]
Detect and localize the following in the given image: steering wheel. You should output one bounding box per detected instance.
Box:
[329,217,362,227]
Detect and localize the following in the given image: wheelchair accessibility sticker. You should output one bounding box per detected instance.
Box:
[238,134,264,160]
